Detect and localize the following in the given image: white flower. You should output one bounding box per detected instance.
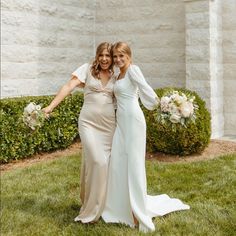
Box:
[170,93,178,100]
[24,102,36,114]
[155,90,197,128]
[169,103,180,116]
[22,102,45,130]
[174,94,187,105]
[35,105,41,111]
[180,101,194,118]
[169,113,181,123]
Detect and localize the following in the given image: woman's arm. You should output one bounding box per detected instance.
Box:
[43,76,83,115]
[128,64,159,110]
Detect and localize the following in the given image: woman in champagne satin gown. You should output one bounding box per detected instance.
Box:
[44,42,116,223]
[102,42,190,233]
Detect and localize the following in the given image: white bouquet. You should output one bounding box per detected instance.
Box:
[23,102,45,130]
[155,90,198,128]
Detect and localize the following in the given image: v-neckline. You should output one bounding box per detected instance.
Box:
[98,71,112,89]
[99,77,111,89]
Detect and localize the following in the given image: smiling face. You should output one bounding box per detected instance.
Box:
[98,49,112,71]
[113,50,131,69]
[112,42,132,71]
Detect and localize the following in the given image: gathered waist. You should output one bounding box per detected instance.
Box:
[84,93,114,104]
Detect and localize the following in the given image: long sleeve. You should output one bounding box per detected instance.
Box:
[127,64,159,110]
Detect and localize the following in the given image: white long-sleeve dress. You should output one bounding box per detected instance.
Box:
[102,64,190,233]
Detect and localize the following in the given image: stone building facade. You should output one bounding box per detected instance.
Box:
[1,0,236,138]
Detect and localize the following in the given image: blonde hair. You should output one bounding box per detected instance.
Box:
[112,42,132,62]
[91,42,113,78]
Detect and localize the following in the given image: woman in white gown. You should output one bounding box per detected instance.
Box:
[102,42,190,233]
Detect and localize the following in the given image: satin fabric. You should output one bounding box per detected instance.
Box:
[72,64,116,223]
[102,65,190,233]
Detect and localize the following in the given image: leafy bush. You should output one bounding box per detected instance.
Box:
[0,93,83,163]
[143,88,211,155]
[1,87,211,163]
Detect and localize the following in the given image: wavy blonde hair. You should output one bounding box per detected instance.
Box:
[91,42,113,78]
[112,42,132,63]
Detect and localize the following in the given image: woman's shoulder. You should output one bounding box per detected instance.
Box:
[72,63,91,83]
[79,63,91,70]
[73,63,91,74]
[128,64,143,76]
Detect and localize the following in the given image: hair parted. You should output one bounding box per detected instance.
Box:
[112,42,132,60]
[91,42,113,78]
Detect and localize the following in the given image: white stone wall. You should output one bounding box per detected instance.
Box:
[210,0,224,138]
[1,0,95,97]
[184,0,224,138]
[184,0,212,103]
[1,0,235,137]
[222,0,236,135]
[95,0,186,88]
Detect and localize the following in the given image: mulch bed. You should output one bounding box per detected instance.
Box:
[1,139,236,172]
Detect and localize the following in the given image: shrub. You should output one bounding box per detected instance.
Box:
[1,87,211,162]
[0,93,83,163]
[143,87,211,155]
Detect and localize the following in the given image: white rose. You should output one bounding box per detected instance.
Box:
[174,94,187,106]
[175,95,183,105]
[170,94,177,100]
[35,105,41,111]
[169,113,181,123]
[161,96,171,104]
[24,102,36,114]
[180,101,194,118]
[169,103,180,115]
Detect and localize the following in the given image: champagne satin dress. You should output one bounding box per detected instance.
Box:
[102,65,190,233]
[72,63,116,223]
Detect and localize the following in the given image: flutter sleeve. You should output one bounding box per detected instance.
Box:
[128,64,159,110]
[71,63,90,83]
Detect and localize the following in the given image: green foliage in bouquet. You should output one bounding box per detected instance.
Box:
[0,93,83,163]
[143,88,211,155]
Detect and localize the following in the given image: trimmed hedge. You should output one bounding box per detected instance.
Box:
[1,87,211,163]
[0,93,83,163]
[143,88,211,155]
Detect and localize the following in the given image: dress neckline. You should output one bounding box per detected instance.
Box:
[116,71,127,82]
[116,75,127,83]
[99,77,112,89]
[116,64,131,82]
[98,71,114,89]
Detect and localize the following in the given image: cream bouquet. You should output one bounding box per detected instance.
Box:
[23,102,45,130]
[155,90,198,128]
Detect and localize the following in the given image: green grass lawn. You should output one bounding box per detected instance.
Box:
[1,154,236,236]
